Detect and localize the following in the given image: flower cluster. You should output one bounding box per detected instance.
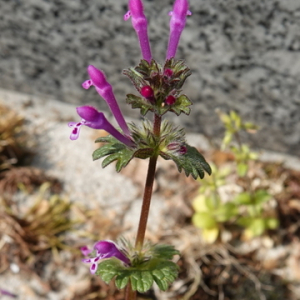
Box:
[68,0,191,149]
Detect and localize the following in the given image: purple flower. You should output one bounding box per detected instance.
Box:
[81,240,130,275]
[166,0,192,59]
[0,288,17,298]
[124,0,152,62]
[82,65,130,136]
[68,106,134,147]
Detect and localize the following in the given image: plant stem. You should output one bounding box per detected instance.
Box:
[135,155,158,250]
[125,115,161,300]
[135,114,161,250]
[125,283,137,300]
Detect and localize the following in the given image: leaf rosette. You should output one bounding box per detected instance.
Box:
[93,120,211,179]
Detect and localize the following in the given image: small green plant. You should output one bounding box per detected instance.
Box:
[234,190,278,239]
[192,163,238,243]
[192,110,279,241]
[218,110,258,177]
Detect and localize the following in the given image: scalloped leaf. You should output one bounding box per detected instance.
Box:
[93,136,135,172]
[96,258,121,283]
[161,144,211,179]
[152,244,180,260]
[96,258,179,293]
[126,94,153,116]
[152,261,179,291]
[130,270,154,292]
[169,94,192,116]
[95,244,180,293]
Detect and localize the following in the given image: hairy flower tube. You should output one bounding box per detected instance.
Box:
[167,0,192,59]
[82,65,130,136]
[81,240,130,275]
[124,0,152,62]
[68,106,134,147]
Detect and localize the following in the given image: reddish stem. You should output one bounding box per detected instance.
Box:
[125,114,161,300]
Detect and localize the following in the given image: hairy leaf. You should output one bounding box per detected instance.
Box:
[161,144,211,179]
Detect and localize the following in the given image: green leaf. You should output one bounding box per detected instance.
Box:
[215,202,238,222]
[152,261,178,291]
[126,94,153,116]
[96,245,180,293]
[169,94,192,116]
[253,189,271,205]
[96,258,123,283]
[93,135,135,172]
[193,195,210,213]
[192,212,217,229]
[247,217,266,237]
[205,196,219,211]
[222,131,233,149]
[202,227,219,244]
[238,217,266,237]
[163,144,211,179]
[265,217,279,230]
[130,270,153,293]
[115,273,130,289]
[234,192,252,205]
[243,122,258,132]
[237,216,252,227]
[237,162,248,177]
[152,244,180,260]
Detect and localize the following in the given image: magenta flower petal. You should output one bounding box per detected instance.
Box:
[90,263,97,274]
[125,0,152,62]
[80,246,92,256]
[76,106,103,127]
[82,240,130,275]
[82,79,93,89]
[68,122,82,141]
[0,288,17,298]
[69,106,134,147]
[166,0,191,59]
[94,240,130,265]
[83,65,130,136]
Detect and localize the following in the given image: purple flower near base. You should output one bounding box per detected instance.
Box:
[124,0,152,62]
[68,106,134,147]
[166,0,192,59]
[81,240,130,275]
[0,288,17,298]
[82,65,130,136]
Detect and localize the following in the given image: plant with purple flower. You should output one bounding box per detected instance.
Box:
[81,240,130,274]
[69,0,211,299]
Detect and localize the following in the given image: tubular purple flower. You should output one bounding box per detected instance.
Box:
[0,288,17,298]
[82,65,130,136]
[68,106,134,147]
[124,0,152,62]
[166,0,192,59]
[81,240,130,275]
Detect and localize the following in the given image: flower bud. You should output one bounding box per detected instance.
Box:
[165,95,176,105]
[141,85,155,103]
[164,68,173,78]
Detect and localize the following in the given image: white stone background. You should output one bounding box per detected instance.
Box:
[0,0,300,155]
